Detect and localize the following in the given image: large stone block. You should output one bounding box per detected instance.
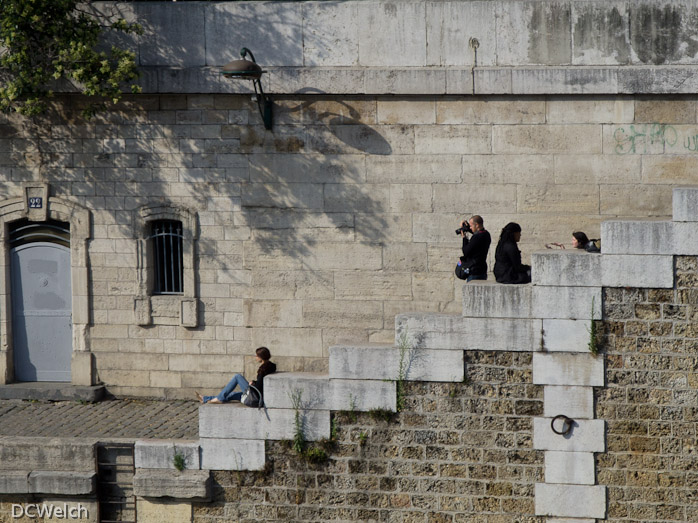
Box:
[135,3,206,67]
[205,3,303,67]
[264,373,330,409]
[301,2,359,67]
[134,440,200,470]
[432,183,517,214]
[0,471,30,493]
[462,282,531,319]
[601,220,674,254]
[533,353,604,387]
[543,386,594,419]
[672,222,698,255]
[414,125,491,155]
[600,183,673,216]
[544,451,595,485]
[364,69,447,95]
[133,469,211,499]
[533,418,605,453]
[600,254,673,288]
[396,313,542,352]
[426,2,496,66]
[199,438,265,471]
[334,272,412,301]
[329,344,464,382]
[513,67,618,94]
[517,184,599,215]
[532,252,601,287]
[0,439,95,472]
[535,483,606,519]
[199,405,329,440]
[137,499,192,523]
[532,286,601,320]
[542,319,591,353]
[357,2,426,67]
[263,373,397,411]
[29,471,96,495]
[673,186,698,221]
[496,2,571,66]
[547,98,633,124]
[493,125,601,155]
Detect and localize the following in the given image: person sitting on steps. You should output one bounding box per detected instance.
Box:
[196,347,276,404]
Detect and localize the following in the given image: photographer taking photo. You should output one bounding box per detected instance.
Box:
[455,215,491,282]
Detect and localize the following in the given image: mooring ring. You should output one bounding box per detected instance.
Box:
[551,414,574,436]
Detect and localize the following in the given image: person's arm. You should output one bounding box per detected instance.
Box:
[461,231,485,259]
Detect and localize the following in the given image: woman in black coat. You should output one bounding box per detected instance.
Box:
[493,222,531,284]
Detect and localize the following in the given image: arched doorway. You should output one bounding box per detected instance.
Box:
[9,220,72,382]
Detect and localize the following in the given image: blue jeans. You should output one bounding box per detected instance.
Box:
[203,373,249,403]
[467,273,487,282]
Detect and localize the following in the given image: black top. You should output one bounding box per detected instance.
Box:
[493,241,531,284]
[251,361,276,394]
[461,230,491,276]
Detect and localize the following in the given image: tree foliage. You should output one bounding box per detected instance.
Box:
[0,0,142,117]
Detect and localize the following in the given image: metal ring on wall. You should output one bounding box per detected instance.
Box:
[551,414,574,436]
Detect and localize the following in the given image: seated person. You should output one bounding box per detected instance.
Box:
[546,231,600,253]
[197,347,276,404]
[493,222,531,284]
[572,231,600,252]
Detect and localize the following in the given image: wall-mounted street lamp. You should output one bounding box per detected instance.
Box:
[221,48,273,130]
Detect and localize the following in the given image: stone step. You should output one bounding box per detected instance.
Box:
[462,282,601,320]
[329,343,464,382]
[396,312,541,352]
[531,250,673,288]
[0,382,104,402]
[264,372,396,411]
[198,404,330,441]
[134,440,201,470]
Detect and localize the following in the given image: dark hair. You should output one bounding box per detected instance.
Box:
[572,231,589,247]
[256,347,271,361]
[498,222,522,244]
[470,215,484,227]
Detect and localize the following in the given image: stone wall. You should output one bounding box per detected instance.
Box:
[1,94,696,395]
[193,353,544,523]
[598,256,698,522]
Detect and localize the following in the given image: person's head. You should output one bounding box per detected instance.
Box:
[255,347,271,362]
[499,222,522,244]
[469,215,484,233]
[572,231,589,249]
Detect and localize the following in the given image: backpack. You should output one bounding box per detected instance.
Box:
[241,384,264,408]
[586,239,601,253]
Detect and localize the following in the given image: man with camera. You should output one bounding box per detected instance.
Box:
[455,215,491,281]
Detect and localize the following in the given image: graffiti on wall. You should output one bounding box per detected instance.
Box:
[613,123,698,154]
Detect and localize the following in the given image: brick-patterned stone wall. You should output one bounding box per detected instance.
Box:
[599,255,698,522]
[0,94,694,395]
[192,351,544,522]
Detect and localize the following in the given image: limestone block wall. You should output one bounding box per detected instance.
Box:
[2,94,698,395]
[91,1,698,96]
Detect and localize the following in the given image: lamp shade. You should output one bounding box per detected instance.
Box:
[220,59,264,79]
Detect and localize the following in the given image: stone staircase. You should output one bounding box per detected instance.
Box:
[12,186,692,519]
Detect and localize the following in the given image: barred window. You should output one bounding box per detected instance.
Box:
[150,220,183,295]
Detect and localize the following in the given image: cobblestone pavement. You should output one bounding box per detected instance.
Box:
[0,398,199,439]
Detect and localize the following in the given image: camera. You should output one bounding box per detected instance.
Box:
[455,222,472,235]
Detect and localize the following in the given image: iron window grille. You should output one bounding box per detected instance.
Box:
[150,220,183,295]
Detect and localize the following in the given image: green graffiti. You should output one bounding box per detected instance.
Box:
[613,124,677,155]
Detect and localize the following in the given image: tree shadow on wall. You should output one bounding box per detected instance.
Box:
[238,97,392,258]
